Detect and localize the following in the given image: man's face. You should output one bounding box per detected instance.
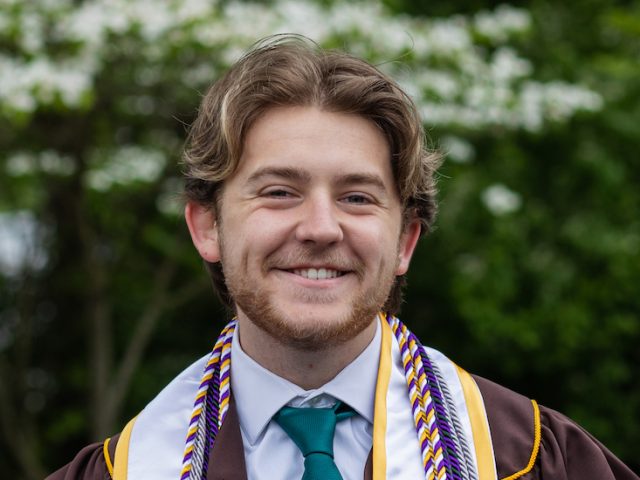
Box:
[188,106,420,350]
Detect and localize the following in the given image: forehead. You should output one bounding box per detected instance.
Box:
[233,106,396,186]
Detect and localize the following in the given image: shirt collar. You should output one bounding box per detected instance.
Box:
[231,318,381,445]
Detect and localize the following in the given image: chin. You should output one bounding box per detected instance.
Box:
[233,281,387,352]
[246,303,376,351]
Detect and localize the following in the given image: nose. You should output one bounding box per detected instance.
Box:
[295,194,343,245]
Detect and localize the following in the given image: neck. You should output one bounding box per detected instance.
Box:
[236,317,377,390]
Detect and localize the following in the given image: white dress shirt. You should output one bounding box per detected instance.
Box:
[231,321,381,480]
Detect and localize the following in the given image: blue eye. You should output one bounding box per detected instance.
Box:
[266,189,292,198]
[344,194,370,204]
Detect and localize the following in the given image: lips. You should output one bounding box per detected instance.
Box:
[290,268,345,280]
[266,251,363,281]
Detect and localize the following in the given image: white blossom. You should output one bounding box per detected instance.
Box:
[491,47,532,83]
[482,184,522,215]
[85,146,167,191]
[541,81,604,119]
[275,0,331,40]
[5,151,75,176]
[442,135,475,164]
[173,0,218,23]
[0,0,603,135]
[19,12,45,53]
[474,4,531,43]
[0,211,49,278]
[422,19,472,56]
[516,81,603,132]
[411,69,460,101]
[0,55,93,112]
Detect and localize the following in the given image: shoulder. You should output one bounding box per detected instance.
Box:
[472,374,540,479]
[473,375,639,480]
[535,405,639,479]
[46,434,119,480]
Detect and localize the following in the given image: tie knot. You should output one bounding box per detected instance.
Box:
[274,401,354,457]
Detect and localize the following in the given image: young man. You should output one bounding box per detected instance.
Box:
[49,36,638,480]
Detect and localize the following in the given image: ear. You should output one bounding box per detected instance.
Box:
[185,202,221,263]
[395,219,421,276]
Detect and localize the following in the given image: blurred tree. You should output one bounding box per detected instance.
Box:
[0,0,637,477]
[389,0,640,469]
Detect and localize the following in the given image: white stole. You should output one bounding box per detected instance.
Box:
[112,316,497,479]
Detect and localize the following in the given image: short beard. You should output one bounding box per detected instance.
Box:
[223,247,396,352]
[231,276,394,352]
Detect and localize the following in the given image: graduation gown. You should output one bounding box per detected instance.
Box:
[47,374,638,480]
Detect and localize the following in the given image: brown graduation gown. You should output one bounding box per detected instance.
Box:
[46,375,639,480]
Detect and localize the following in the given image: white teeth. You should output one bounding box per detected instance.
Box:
[292,268,341,280]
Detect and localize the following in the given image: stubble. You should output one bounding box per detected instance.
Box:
[221,243,398,351]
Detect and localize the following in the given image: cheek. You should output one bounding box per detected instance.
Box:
[349,219,400,262]
[228,214,293,260]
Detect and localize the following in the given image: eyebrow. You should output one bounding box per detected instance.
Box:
[246,166,312,185]
[334,173,387,192]
[246,167,388,193]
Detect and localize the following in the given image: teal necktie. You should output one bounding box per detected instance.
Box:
[274,401,355,480]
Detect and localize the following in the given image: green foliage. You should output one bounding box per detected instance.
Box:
[400,0,640,469]
[0,0,638,477]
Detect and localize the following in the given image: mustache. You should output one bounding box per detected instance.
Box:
[264,248,366,278]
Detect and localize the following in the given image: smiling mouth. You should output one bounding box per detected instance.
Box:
[288,268,346,280]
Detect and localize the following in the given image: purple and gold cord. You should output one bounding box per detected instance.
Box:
[180,320,236,480]
[181,315,473,480]
[388,314,466,480]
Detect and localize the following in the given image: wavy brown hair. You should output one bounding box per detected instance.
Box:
[183,35,440,314]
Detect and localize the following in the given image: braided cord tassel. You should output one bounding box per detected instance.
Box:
[388,314,472,480]
[180,320,236,480]
[201,358,221,480]
[409,329,465,480]
[389,315,436,480]
[429,358,476,480]
[218,333,232,427]
[407,328,447,480]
